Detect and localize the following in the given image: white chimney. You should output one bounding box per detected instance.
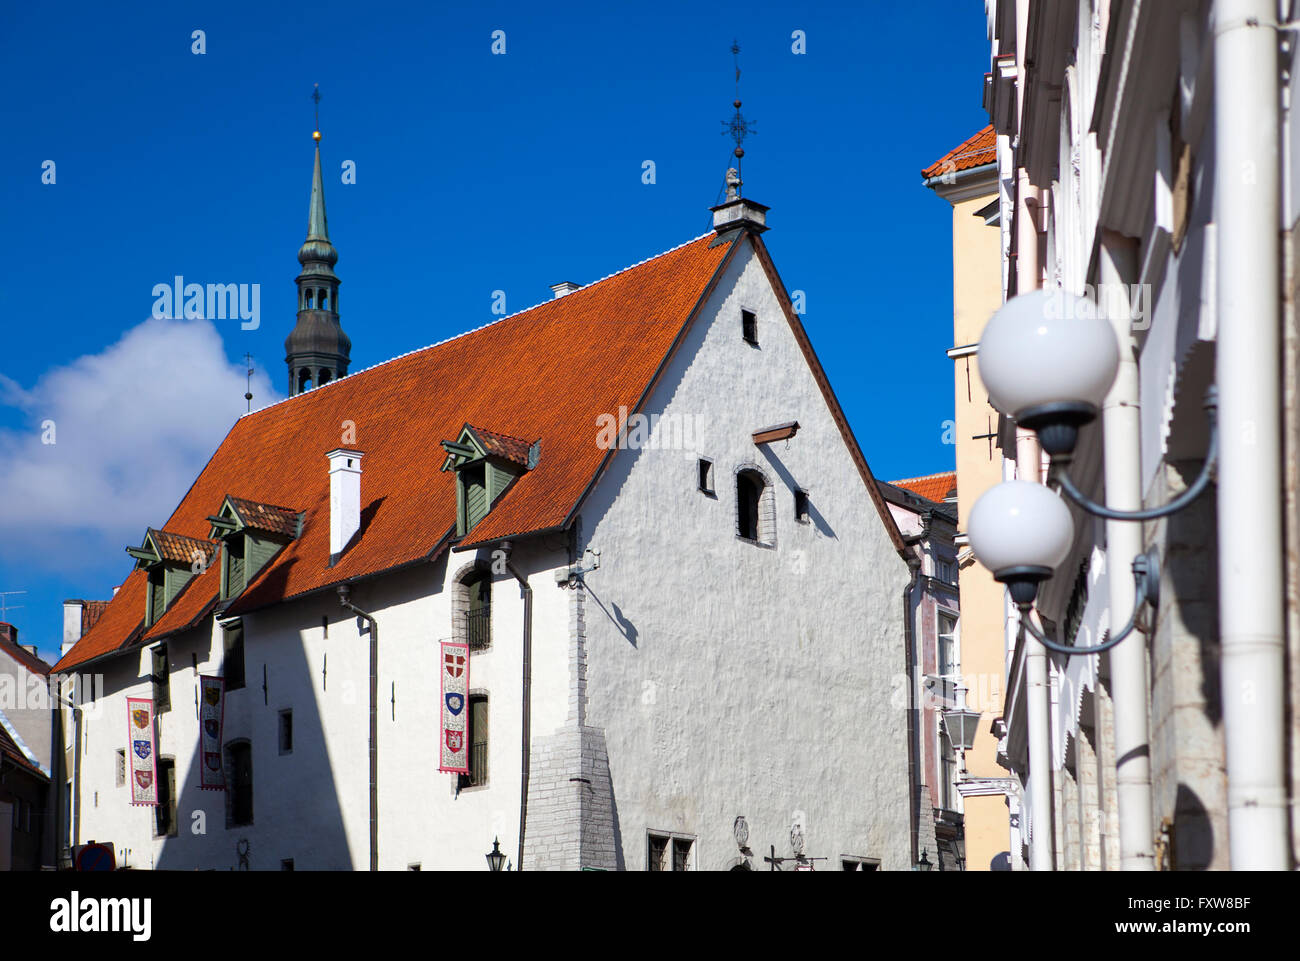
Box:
[62,601,83,657]
[550,281,580,299]
[327,449,364,565]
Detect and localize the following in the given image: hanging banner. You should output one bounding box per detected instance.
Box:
[199,675,226,790]
[126,696,158,806]
[439,641,470,773]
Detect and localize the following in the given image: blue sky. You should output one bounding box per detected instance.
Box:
[0,1,991,660]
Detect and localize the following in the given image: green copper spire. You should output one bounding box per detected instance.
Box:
[287,89,350,398]
[306,142,329,242]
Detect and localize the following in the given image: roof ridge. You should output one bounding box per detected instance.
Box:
[237,231,716,422]
[888,470,956,484]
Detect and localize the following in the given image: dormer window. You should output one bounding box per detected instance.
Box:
[126,528,220,628]
[440,425,540,538]
[208,496,302,602]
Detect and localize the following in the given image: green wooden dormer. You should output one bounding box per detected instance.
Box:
[207,495,303,601]
[126,529,220,628]
[440,425,540,537]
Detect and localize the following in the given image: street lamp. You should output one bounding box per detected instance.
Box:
[978,289,1218,517]
[968,480,1161,658]
[914,849,933,872]
[486,837,507,872]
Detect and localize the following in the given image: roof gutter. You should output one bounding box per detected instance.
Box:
[922,161,999,191]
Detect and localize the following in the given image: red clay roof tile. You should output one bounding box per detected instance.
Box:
[922,125,997,180]
[56,233,733,671]
[888,471,957,504]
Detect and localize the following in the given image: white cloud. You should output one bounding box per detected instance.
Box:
[0,317,282,572]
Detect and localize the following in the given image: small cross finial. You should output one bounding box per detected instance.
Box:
[312,84,322,142]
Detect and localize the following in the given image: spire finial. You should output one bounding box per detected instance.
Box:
[244,353,254,412]
[312,84,322,142]
[722,41,755,188]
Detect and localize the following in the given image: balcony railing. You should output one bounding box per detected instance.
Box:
[465,606,491,651]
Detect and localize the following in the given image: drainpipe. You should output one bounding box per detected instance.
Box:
[1213,0,1289,869]
[1013,123,1055,870]
[500,540,533,871]
[1098,231,1155,870]
[901,537,923,868]
[338,583,379,872]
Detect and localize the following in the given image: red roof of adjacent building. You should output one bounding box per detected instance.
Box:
[0,625,50,677]
[922,125,997,180]
[55,229,904,673]
[0,722,45,779]
[888,471,957,504]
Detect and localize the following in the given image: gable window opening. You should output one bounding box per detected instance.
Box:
[698,458,715,496]
[794,489,809,523]
[151,644,171,715]
[457,695,489,790]
[735,467,776,547]
[742,308,758,345]
[279,710,294,755]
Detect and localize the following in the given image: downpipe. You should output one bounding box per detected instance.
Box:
[338,583,379,872]
[500,541,533,871]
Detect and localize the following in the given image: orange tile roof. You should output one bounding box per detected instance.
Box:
[55,233,735,671]
[0,628,50,677]
[888,471,957,504]
[922,125,997,180]
[55,228,906,673]
[80,600,110,635]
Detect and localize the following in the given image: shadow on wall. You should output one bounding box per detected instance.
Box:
[153,605,352,870]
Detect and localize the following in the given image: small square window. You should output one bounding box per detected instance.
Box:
[648,832,694,871]
[794,489,809,523]
[698,458,715,495]
[742,309,758,345]
[279,710,293,755]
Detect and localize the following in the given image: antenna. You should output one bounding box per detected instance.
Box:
[312,83,322,142]
[0,590,27,620]
[244,353,254,411]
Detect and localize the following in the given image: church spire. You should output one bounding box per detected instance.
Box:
[285,85,351,397]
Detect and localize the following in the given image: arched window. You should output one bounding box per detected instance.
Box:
[321,289,330,311]
[298,369,313,392]
[736,467,775,546]
[453,563,492,651]
[318,369,331,386]
[305,290,314,309]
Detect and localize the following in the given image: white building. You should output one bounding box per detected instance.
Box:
[980,0,1300,870]
[52,146,915,870]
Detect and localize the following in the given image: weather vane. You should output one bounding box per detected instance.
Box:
[244,353,254,412]
[721,41,756,190]
[312,83,321,141]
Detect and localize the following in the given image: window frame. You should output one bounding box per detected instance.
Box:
[154,756,178,839]
[698,458,715,497]
[741,308,758,346]
[646,830,696,871]
[151,643,171,715]
[278,709,294,755]
[457,693,489,791]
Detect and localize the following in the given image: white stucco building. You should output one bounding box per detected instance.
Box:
[52,154,915,870]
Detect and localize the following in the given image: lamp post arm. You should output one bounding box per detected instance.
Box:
[1052,388,1218,522]
[1016,549,1158,660]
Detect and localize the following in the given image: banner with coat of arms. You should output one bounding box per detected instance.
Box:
[439,641,470,773]
[126,696,158,806]
[199,675,226,790]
